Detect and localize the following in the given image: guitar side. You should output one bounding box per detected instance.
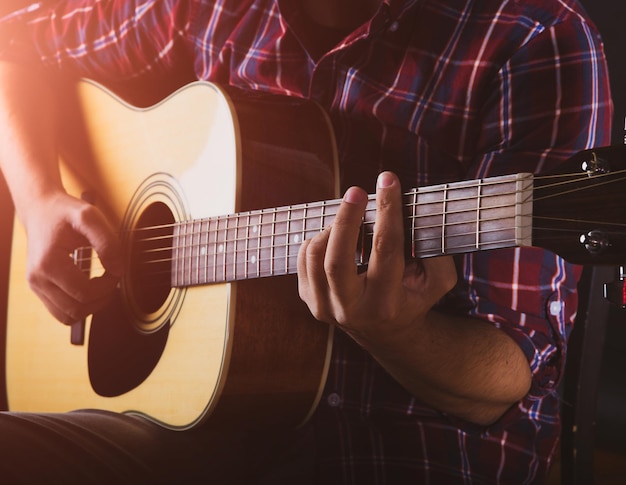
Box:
[5,80,337,430]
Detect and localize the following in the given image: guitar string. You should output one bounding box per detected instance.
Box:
[129,167,626,240]
[123,168,623,262]
[133,201,531,252]
[75,222,620,283]
[74,168,624,247]
[71,169,626,275]
[93,179,524,238]
[78,221,596,288]
[71,171,626,280]
[74,230,612,287]
[72,193,533,270]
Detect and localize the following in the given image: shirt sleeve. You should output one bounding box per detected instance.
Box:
[454,15,612,402]
[0,0,199,83]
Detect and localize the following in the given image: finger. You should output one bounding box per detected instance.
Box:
[366,172,406,291]
[38,292,79,326]
[420,255,458,298]
[297,238,311,298]
[32,265,118,324]
[74,205,123,277]
[324,186,369,302]
[297,228,332,319]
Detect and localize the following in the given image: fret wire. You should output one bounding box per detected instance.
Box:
[190,219,195,284]
[222,215,228,282]
[411,189,417,258]
[244,213,250,280]
[320,200,326,242]
[476,180,482,249]
[233,214,239,280]
[203,218,209,284]
[441,184,448,253]
[188,219,194,285]
[255,213,261,278]
[285,207,291,274]
[213,217,219,283]
[270,208,276,276]
[358,215,365,265]
[195,219,200,285]
[188,219,192,285]
[302,205,307,257]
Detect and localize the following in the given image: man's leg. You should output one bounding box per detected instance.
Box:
[0,409,317,483]
[0,410,249,483]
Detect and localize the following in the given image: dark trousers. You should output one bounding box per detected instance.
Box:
[0,410,316,484]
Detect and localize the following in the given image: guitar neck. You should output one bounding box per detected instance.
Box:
[171,173,534,286]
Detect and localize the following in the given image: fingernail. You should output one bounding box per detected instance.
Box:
[377,172,394,188]
[343,186,367,204]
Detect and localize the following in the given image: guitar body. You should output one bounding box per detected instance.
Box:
[4,80,337,430]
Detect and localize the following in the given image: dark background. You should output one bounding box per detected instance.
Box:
[578,0,626,455]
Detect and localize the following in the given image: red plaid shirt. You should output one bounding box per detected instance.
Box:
[1,0,613,482]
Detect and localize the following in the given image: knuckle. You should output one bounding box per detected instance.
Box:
[309,306,324,322]
[372,233,397,257]
[323,258,345,280]
[307,302,328,323]
[333,309,352,327]
[73,203,96,225]
[305,236,326,259]
[377,193,395,212]
[26,272,42,293]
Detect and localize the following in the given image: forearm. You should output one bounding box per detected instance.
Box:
[354,309,532,426]
[0,61,62,219]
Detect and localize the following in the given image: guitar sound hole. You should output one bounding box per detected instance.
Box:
[130,201,174,315]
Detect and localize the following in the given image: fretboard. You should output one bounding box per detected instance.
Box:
[171,173,534,287]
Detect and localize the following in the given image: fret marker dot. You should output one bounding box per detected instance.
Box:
[253,226,258,234]
[200,246,207,256]
[251,255,257,264]
[293,235,300,243]
[218,244,224,253]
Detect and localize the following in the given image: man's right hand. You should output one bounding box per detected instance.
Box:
[23,191,123,325]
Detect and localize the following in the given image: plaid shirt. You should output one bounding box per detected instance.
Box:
[1,0,613,482]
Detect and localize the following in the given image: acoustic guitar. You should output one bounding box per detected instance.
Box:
[3,80,626,431]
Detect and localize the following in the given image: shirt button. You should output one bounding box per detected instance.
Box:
[549,301,563,316]
[327,393,342,407]
[388,20,400,32]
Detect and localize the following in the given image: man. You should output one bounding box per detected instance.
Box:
[0,0,612,483]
